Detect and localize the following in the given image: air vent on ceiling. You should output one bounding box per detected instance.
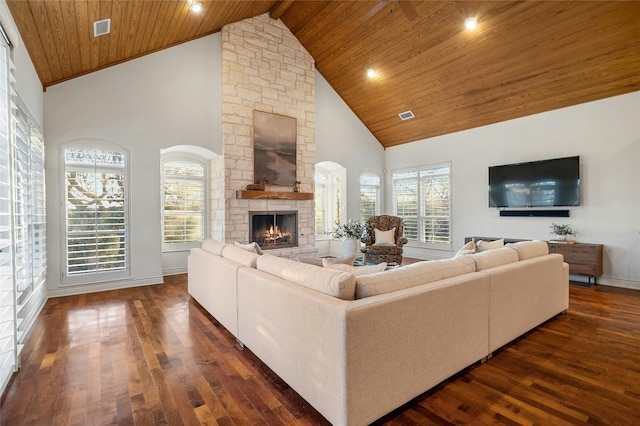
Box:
[94,19,111,37]
[398,110,415,121]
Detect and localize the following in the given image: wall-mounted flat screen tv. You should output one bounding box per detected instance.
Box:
[488,156,580,208]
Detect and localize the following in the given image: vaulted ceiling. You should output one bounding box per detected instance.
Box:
[6,0,640,148]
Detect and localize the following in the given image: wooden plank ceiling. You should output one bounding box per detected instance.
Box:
[6,0,640,148]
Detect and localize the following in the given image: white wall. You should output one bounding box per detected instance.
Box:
[1,0,43,125]
[315,73,385,221]
[44,34,222,295]
[385,91,640,289]
[41,28,386,291]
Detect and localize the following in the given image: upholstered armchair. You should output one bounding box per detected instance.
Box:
[360,215,408,265]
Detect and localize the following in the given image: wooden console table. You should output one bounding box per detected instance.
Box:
[464,236,604,285]
[547,242,603,284]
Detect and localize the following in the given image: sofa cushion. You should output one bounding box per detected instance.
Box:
[471,247,519,271]
[222,245,260,268]
[355,256,476,299]
[507,240,549,260]
[202,238,226,256]
[257,254,357,300]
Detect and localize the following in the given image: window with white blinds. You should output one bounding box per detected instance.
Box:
[392,163,451,246]
[314,164,346,236]
[0,33,15,395]
[314,171,327,234]
[359,173,380,221]
[64,145,128,281]
[0,37,48,396]
[12,99,46,348]
[162,159,206,249]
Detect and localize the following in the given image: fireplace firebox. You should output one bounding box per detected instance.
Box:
[249,211,298,250]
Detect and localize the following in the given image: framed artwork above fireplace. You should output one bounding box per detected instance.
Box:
[253,110,297,186]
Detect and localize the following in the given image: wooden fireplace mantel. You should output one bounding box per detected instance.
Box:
[236,190,313,200]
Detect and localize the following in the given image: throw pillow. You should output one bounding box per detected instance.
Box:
[475,238,504,252]
[455,241,475,257]
[353,262,387,276]
[323,254,356,265]
[234,241,264,255]
[322,258,354,273]
[373,227,396,246]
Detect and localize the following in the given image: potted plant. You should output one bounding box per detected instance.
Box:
[332,219,366,256]
[550,223,577,242]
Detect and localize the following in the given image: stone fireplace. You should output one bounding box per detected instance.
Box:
[249,211,298,250]
[211,14,318,259]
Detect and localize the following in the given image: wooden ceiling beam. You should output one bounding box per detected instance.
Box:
[269,0,297,21]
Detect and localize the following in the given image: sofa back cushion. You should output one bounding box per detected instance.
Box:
[355,256,476,299]
[471,247,519,271]
[507,240,549,260]
[257,254,357,300]
[222,245,260,268]
[202,238,226,256]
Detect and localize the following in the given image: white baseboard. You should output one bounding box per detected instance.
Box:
[162,266,187,276]
[48,275,164,298]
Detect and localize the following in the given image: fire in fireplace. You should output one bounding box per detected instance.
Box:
[249,211,298,250]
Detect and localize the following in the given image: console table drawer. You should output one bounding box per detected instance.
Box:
[548,242,603,284]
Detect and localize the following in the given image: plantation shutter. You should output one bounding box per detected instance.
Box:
[314,172,327,234]
[0,39,48,395]
[12,98,47,350]
[0,33,15,394]
[393,164,451,246]
[421,166,451,244]
[65,148,127,276]
[392,171,419,241]
[163,160,205,244]
[359,174,380,221]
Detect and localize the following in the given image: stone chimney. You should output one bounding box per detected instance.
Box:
[212,14,317,258]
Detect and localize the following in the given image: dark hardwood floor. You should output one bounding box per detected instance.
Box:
[2,274,640,425]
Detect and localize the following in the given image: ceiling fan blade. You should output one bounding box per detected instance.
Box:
[398,0,418,21]
[360,0,389,23]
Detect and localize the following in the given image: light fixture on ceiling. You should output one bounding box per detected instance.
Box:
[366,68,377,78]
[464,17,478,30]
[190,2,203,13]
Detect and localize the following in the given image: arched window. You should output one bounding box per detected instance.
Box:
[314,170,328,234]
[162,156,208,251]
[315,161,346,235]
[359,172,380,221]
[62,142,129,284]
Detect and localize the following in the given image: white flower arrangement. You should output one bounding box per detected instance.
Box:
[331,219,366,240]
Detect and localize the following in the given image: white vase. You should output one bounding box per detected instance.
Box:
[342,238,359,257]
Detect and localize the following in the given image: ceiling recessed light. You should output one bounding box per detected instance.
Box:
[190,2,202,13]
[464,17,478,30]
[366,68,377,78]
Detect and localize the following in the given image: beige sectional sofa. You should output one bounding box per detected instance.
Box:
[188,239,569,426]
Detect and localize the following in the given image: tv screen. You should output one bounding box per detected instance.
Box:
[489,156,580,208]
